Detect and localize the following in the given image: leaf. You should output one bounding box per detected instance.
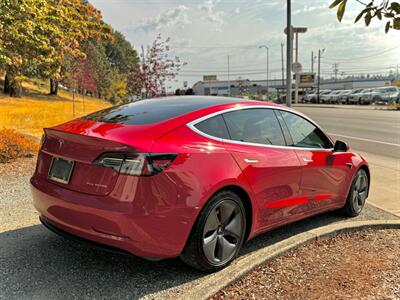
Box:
[329,0,344,9]
[385,21,391,33]
[337,0,347,22]
[365,11,372,26]
[376,9,382,20]
[354,9,367,23]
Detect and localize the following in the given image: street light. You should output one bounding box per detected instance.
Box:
[259,45,269,100]
[317,48,326,104]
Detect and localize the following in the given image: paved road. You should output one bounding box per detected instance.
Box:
[296,105,400,216]
[295,106,400,159]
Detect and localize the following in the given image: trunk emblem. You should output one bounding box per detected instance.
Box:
[57,139,65,150]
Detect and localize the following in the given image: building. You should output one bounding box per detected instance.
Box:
[192,77,394,96]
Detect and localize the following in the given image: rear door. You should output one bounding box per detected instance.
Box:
[278,110,350,210]
[222,108,304,229]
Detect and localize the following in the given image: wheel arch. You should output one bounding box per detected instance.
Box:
[358,164,371,195]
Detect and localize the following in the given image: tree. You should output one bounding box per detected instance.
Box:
[44,0,113,95]
[128,35,186,98]
[330,0,400,33]
[0,0,62,97]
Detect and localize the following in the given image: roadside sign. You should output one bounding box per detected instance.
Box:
[292,62,302,73]
[203,75,217,81]
[298,72,316,88]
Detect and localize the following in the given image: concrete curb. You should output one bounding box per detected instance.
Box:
[177,220,400,300]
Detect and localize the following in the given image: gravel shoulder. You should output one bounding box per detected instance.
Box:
[0,157,399,299]
[212,229,400,300]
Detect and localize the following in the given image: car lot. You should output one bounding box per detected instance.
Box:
[303,86,400,105]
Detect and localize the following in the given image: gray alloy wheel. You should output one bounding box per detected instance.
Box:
[202,200,244,264]
[180,190,246,272]
[351,171,369,214]
[343,169,369,217]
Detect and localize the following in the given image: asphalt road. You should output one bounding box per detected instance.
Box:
[295,105,400,159]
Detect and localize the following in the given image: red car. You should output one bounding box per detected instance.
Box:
[31,96,370,272]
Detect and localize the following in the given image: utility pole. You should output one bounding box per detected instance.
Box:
[311,51,314,73]
[227,55,230,96]
[286,0,292,107]
[317,49,321,104]
[281,43,285,88]
[259,45,269,100]
[333,63,339,80]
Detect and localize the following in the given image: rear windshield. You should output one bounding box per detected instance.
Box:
[83,97,249,125]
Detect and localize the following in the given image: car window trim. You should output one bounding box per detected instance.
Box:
[187,105,334,152]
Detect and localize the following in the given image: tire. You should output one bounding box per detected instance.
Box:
[342,169,369,217]
[180,190,246,272]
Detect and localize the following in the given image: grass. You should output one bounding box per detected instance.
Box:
[0,79,112,138]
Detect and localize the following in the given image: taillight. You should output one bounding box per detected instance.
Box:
[94,153,177,176]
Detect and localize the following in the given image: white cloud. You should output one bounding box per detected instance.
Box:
[136,5,190,32]
[198,0,225,26]
[235,7,240,14]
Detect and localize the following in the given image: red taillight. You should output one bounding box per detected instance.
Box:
[94,153,177,176]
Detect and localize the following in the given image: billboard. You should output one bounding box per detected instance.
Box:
[203,75,217,81]
[298,72,316,88]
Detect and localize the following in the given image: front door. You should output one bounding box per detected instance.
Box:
[279,110,349,211]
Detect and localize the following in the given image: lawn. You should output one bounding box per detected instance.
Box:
[0,80,112,138]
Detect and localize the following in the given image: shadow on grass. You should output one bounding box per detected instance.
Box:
[0,204,396,299]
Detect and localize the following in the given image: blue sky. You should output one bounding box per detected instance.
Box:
[91,0,399,90]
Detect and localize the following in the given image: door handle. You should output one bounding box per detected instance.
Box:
[244,159,259,163]
[303,158,313,162]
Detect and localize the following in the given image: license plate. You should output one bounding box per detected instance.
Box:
[48,157,74,184]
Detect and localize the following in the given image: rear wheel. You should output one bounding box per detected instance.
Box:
[180,191,246,272]
[342,169,369,217]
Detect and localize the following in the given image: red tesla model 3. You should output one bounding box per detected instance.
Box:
[31,96,370,272]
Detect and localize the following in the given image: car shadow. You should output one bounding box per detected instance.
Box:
[0,204,396,299]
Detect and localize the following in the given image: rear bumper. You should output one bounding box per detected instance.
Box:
[31,175,199,259]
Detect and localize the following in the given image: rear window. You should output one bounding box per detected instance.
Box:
[194,115,230,139]
[84,97,249,125]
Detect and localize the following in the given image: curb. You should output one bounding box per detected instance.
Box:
[177,220,400,300]
[292,104,393,111]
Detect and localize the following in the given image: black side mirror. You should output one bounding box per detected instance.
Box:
[334,140,349,152]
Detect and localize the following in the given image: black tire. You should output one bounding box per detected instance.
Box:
[342,169,369,217]
[180,190,246,272]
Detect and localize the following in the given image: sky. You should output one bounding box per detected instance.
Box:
[91,0,400,91]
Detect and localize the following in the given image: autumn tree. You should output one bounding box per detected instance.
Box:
[0,0,62,97]
[330,0,400,33]
[128,35,186,98]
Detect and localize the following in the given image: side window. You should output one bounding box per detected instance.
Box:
[281,111,332,149]
[194,115,230,139]
[223,109,286,146]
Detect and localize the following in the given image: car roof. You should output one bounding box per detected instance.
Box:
[83,96,263,125]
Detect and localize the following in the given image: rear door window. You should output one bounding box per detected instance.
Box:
[222,108,286,146]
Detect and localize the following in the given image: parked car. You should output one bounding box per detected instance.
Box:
[31,96,370,272]
[371,86,400,104]
[321,90,341,103]
[330,90,350,104]
[358,88,375,104]
[338,89,356,104]
[343,89,364,104]
[305,89,331,103]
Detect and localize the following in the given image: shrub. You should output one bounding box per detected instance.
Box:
[0,128,38,163]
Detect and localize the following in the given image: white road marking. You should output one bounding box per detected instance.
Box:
[328,133,400,147]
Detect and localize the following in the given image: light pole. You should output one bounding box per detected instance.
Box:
[317,48,325,104]
[286,0,292,107]
[259,45,269,100]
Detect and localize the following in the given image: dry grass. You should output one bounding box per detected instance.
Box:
[0,80,112,138]
[0,128,39,163]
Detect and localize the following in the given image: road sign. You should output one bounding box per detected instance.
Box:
[292,62,302,73]
[203,75,217,81]
[298,72,316,88]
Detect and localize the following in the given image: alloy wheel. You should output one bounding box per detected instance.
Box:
[352,172,368,213]
[202,200,244,264]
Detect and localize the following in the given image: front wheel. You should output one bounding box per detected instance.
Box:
[342,169,369,217]
[180,191,246,272]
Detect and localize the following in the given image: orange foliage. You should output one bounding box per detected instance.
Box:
[0,128,39,163]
